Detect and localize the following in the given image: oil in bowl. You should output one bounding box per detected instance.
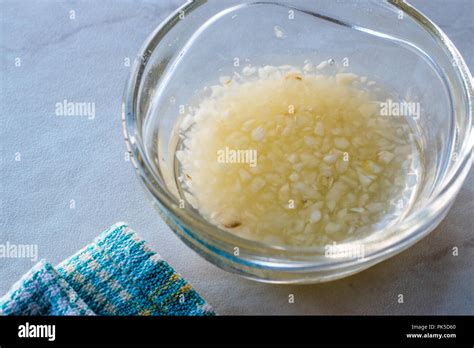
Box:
[174,62,423,247]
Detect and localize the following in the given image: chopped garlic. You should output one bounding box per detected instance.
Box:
[314,121,325,136]
[323,154,338,164]
[334,137,350,149]
[335,73,357,85]
[303,62,314,72]
[316,60,329,70]
[242,66,257,77]
[251,127,265,141]
[358,171,375,187]
[325,222,342,234]
[176,64,421,247]
[310,210,322,223]
[250,177,265,192]
[378,150,395,164]
[289,172,299,182]
[239,169,252,182]
[304,136,317,147]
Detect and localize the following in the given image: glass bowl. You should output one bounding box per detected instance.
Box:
[122,0,473,283]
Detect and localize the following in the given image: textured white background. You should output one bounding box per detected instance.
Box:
[1,0,473,314]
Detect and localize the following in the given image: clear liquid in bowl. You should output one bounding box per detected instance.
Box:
[173,63,423,247]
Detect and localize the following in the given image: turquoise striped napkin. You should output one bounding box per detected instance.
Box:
[0,223,214,316]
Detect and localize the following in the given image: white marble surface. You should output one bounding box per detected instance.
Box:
[1,0,472,315]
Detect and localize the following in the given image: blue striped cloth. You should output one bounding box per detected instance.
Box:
[0,223,214,316]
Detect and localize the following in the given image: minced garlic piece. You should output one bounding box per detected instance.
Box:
[175,65,421,246]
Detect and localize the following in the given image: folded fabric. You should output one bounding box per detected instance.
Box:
[0,261,94,315]
[0,222,214,316]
